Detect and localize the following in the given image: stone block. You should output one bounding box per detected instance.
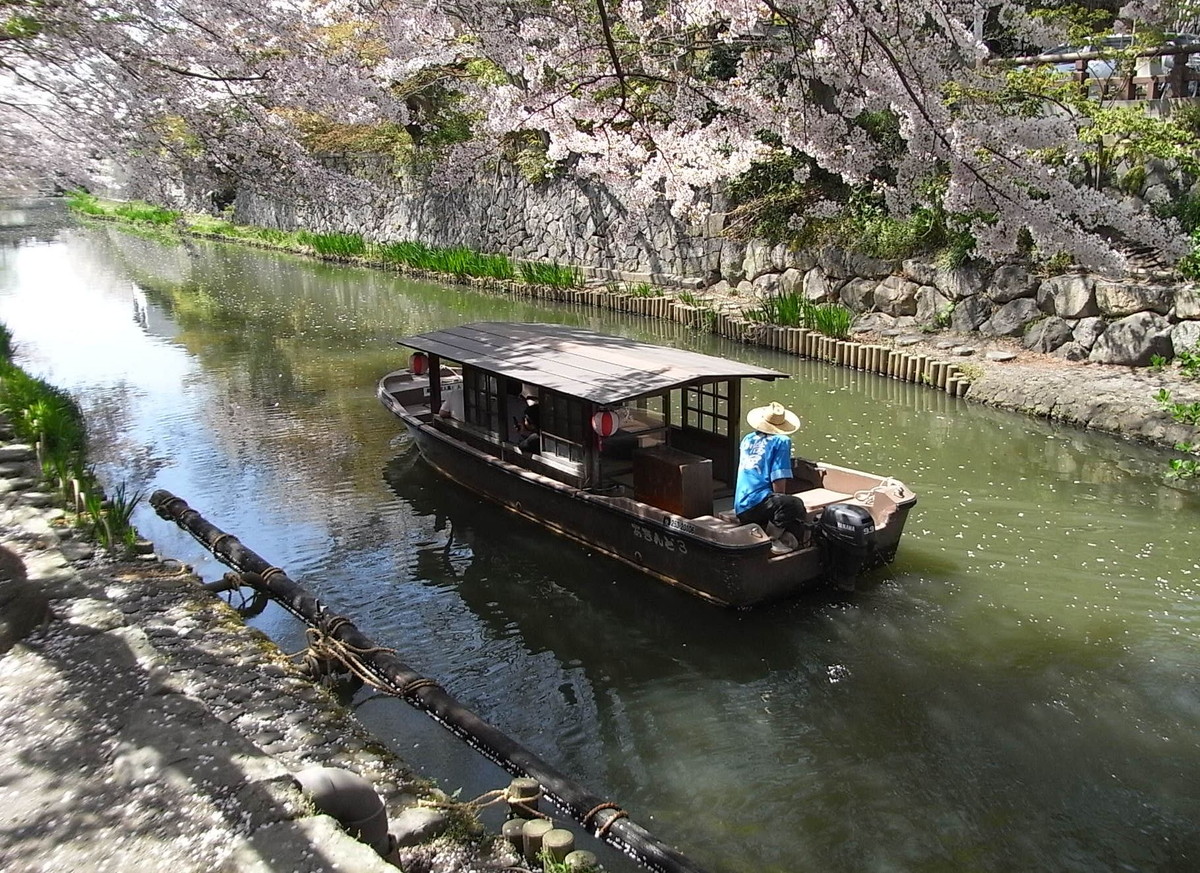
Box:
[839,277,877,311]
[1042,274,1099,319]
[742,240,776,280]
[949,294,993,331]
[779,268,804,294]
[752,273,781,294]
[1172,320,1200,356]
[987,264,1039,303]
[818,246,894,279]
[872,276,919,316]
[851,312,897,333]
[803,267,833,302]
[1089,311,1173,365]
[1175,283,1200,319]
[1055,341,1090,361]
[720,239,747,284]
[980,298,1042,337]
[1073,316,1106,350]
[915,285,952,326]
[1023,315,1074,352]
[1095,280,1172,317]
[932,263,987,301]
[901,258,937,286]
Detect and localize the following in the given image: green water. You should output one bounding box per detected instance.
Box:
[2,203,1198,872]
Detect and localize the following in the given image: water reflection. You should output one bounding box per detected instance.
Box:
[1,204,1199,873]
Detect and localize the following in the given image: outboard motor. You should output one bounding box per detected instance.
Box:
[817,503,877,581]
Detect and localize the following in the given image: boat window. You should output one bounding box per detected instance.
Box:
[540,391,586,463]
[682,381,731,436]
[463,368,502,435]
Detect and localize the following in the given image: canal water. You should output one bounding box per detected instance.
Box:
[3,200,1199,873]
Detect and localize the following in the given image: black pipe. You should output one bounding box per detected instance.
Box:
[150,490,709,873]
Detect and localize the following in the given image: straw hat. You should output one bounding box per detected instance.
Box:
[747,401,801,435]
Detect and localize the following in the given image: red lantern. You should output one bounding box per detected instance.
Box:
[591,409,620,437]
[410,352,429,375]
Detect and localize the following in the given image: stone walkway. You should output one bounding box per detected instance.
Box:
[0,442,518,872]
[850,329,1200,449]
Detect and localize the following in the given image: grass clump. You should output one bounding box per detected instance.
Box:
[518,261,582,289]
[297,231,367,258]
[66,190,180,226]
[744,290,854,338]
[0,322,144,553]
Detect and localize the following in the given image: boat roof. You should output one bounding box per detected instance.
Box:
[395,322,788,404]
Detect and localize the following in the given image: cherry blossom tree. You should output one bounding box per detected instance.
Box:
[3,0,1197,268]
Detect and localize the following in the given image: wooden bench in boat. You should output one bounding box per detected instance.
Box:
[716,486,855,524]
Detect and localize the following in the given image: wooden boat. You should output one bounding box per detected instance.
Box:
[378,322,916,607]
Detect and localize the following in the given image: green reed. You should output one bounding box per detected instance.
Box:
[297,231,367,258]
[745,290,853,338]
[519,261,582,288]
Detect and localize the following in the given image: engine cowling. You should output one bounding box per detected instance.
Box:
[817,503,877,579]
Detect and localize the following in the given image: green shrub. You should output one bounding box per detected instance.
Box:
[1179,342,1200,380]
[1155,388,1200,424]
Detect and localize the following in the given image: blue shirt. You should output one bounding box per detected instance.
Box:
[734,432,794,515]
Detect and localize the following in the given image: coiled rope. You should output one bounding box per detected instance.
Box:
[853,477,908,505]
[583,801,629,837]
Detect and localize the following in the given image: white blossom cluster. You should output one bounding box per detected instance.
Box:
[0,0,1192,266]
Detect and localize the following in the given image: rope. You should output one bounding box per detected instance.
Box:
[259,566,286,583]
[583,801,628,836]
[852,477,907,505]
[397,677,442,697]
[209,532,236,552]
[418,784,550,820]
[288,615,399,691]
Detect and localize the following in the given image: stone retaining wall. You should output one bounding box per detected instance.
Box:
[221,160,1199,367]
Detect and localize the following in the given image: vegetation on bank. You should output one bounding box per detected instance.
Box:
[0,323,144,550]
[1153,339,1200,479]
[65,191,584,290]
[742,290,854,339]
[65,190,867,339]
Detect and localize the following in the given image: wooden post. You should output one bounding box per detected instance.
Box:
[508,777,540,818]
[522,819,554,863]
[502,818,525,850]
[543,828,576,862]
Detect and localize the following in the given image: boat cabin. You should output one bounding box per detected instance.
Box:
[394,322,788,519]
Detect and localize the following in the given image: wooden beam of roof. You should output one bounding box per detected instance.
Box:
[395,322,787,404]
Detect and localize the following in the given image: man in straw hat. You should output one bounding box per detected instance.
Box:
[735,401,806,552]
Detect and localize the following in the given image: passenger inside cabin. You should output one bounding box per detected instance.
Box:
[438,384,465,421]
[734,402,807,553]
[516,384,540,452]
[505,381,526,434]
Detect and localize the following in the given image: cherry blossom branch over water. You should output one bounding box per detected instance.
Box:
[0,0,1191,267]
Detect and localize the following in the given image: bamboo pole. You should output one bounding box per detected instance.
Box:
[149,491,710,873]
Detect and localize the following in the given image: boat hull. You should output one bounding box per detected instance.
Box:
[396,412,912,607]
